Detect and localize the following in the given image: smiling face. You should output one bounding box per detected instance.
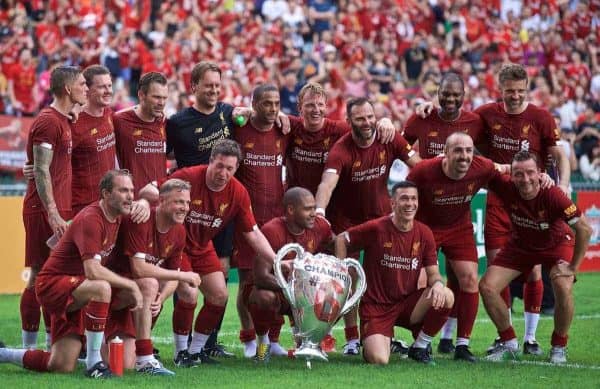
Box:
[290,193,317,230]
[511,157,541,200]
[348,101,376,142]
[299,91,327,130]
[391,186,418,223]
[193,70,221,111]
[161,188,191,225]
[438,79,464,117]
[500,78,528,114]
[87,73,113,108]
[104,174,134,216]
[444,133,474,177]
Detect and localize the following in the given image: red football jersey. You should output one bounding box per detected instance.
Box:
[113,109,167,193]
[407,156,500,227]
[234,124,290,225]
[38,202,120,276]
[325,132,415,232]
[403,110,484,159]
[106,208,185,276]
[261,216,333,256]
[71,109,116,212]
[488,175,581,252]
[168,165,257,257]
[286,116,349,194]
[23,107,72,215]
[475,102,560,207]
[345,217,437,304]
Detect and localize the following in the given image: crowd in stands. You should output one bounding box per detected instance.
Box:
[0,0,599,180]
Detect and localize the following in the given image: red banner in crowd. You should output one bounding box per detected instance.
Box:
[578,191,600,272]
[0,115,31,172]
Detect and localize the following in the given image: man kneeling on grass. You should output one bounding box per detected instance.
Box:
[0,170,143,378]
[480,151,592,364]
[335,181,454,365]
[103,178,201,375]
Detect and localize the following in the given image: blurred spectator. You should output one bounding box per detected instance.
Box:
[579,141,600,181]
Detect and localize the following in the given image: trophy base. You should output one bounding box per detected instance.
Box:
[294,347,328,362]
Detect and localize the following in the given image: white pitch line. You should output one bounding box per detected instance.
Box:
[151,313,600,342]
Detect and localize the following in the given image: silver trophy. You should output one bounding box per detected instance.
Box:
[273,243,366,366]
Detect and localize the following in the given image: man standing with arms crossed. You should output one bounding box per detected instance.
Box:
[21,66,88,351]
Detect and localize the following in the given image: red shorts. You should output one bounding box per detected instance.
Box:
[23,212,53,267]
[35,274,85,344]
[431,222,478,263]
[484,203,511,251]
[231,231,256,271]
[359,289,425,339]
[181,242,223,276]
[492,239,575,275]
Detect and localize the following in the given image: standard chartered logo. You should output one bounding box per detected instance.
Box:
[211,218,223,228]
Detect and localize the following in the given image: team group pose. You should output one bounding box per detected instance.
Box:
[0,60,592,378]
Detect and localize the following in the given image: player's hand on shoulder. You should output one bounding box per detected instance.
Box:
[130,199,151,223]
[276,111,290,134]
[539,173,556,189]
[376,118,396,144]
[415,101,434,118]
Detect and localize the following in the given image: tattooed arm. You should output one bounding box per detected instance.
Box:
[33,144,69,236]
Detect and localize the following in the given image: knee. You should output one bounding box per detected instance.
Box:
[363,349,389,365]
[444,287,455,309]
[136,277,159,297]
[552,278,573,299]
[253,290,277,308]
[177,283,199,303]
[207,287,228,306]
[478,277,495,298]
[48,356,77,373]
[458,271,479,291]
[92,280,112,302]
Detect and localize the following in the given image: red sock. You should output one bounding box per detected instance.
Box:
[344,326,359,342]
[85,301,109,331]
[551,331,568,347]
[456,291,479,339]
[172,300,196,335]
[500,287,511,309]
[194,302,225,334]
[248,303,275,336]
[239,329,256,343]
[135,339,154,357]
[446,278,459,319]
[269,315,284,342]
[524,279,543,314]
[22,349,50,372]
[20,287,41,331]
[499,326,516,342]
[422,307,452,337]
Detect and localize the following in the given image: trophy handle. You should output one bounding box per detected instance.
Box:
[339,258,367,316]
[273,243,305,307]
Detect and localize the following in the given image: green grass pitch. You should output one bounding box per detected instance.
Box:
[1,273,600,388]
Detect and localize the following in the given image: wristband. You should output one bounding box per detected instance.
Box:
[432,279,444,288]
[316,207,325,216]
